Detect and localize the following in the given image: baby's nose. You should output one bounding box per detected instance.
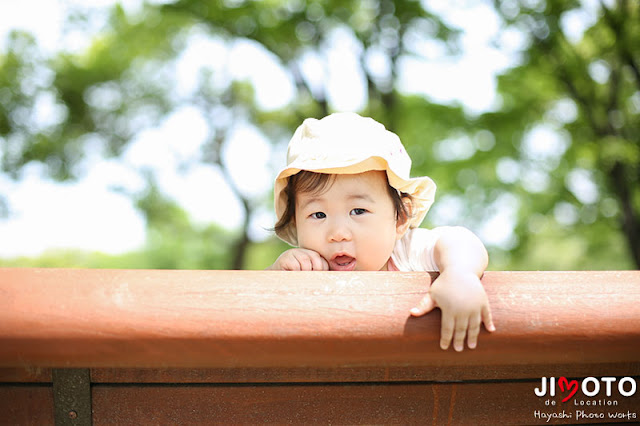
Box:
[328,220,352,242]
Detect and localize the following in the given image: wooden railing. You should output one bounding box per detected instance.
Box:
[1,268,639,424]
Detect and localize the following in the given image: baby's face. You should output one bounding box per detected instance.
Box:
[295,171,406,271]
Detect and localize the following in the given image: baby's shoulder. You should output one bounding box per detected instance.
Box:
[393,227,442,271]
[401,227,443,245]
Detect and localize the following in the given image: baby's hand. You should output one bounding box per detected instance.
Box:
[267,248,329,271]
[410,270,495,351]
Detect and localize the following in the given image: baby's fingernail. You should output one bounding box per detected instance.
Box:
[469,342,477,349]
[454,344,463,352]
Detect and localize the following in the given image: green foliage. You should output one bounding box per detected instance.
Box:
[134,183,236,269]
[1,0,638,270]
[482,0,640,268]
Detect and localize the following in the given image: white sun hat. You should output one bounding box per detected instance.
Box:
[274,112,436,246]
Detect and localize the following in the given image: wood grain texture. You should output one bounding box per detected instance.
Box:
[89,381,640,425]
[0,367,52,382]
[0,268,639,369]
[1,362,638,384]
[0,385,54,425]
[88,362,640,384]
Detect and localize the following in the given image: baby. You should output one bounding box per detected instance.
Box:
[268,112,495,351]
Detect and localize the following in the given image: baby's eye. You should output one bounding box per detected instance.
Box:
[351,208,367,216]
[310,212,326,219]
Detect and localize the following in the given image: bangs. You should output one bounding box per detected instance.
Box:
[290,171,337,196]
[274,170,413,240]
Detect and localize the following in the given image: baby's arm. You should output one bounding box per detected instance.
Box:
[267,248,329,271]
[410,226,495,351]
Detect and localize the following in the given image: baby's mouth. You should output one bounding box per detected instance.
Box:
[330,254,356,271]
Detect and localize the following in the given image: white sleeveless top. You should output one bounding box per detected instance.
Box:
[388,227,443,272]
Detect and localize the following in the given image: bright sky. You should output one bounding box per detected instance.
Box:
[0,0,598,257]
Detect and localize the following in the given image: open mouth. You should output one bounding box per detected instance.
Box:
[330,254,356,271]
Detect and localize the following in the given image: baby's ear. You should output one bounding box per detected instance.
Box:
[395,197,413,239]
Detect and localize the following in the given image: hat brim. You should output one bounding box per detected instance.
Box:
[274,157,436,246]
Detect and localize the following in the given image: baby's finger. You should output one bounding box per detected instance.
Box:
[410,293,437,316]
[452,317,469,352]
[310,253,329,271]
[466,314,482,349]
[482,304,496,332]
[282,257,301,271]
[297,255,314,271]
[320,257,329,270]
[439,312,455,350]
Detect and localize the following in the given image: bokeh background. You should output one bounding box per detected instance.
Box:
[0,0,638,270]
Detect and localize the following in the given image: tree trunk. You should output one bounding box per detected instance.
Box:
[609,162,640,268]
[230,197,251,270]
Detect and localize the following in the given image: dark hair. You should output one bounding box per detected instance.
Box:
[274,171,412,237]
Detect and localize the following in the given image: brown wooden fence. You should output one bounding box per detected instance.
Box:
[1,268,639,424]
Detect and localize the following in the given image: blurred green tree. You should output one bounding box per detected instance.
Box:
[480,0,639,268]
[0,0,637,270]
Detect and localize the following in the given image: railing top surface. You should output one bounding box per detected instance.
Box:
[1,268,639,368]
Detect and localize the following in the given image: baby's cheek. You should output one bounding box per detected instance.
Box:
[363,243,395,271]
